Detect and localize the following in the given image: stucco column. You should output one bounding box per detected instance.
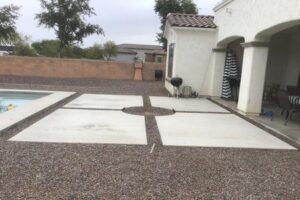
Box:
[238,42,269,115]
[210,48,227,97]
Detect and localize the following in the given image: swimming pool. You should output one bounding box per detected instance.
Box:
[0,91,49,113]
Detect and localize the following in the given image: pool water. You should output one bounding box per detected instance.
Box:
[0,91,49,113]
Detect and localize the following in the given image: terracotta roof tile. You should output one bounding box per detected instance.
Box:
[167,13,216,29]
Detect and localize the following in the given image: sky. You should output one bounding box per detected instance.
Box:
[1,0,221,47]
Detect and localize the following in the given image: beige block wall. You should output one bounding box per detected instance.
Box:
[142,62,165,81]
[0,56,135,80]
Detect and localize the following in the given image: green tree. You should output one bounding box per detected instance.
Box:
[36,0,104,57]
[13,36,38,57]
[154,0,198,49]
[0,5,20,45]
[103,41,117,61]
[84,44,103,60]
[61,45,83,58]
[32,40,60,57]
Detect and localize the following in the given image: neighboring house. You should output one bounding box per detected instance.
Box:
[145,50,167,64]
[114,44,166,63]
[113,48,137,62]
[164,0,300,115]
[0,46,14,56]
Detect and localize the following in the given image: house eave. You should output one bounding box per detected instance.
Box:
[163,22,172,39]
[173,26,217,32]
[213,0,234,12]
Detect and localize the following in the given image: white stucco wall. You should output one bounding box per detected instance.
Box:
[164,0,300,102]
[164,26,216,95]
[215,0,300,44]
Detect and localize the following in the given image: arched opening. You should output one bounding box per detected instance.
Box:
[218,37,245,104]
[217,36,244,48]
[256,19,300,41]
[262,24,300,125]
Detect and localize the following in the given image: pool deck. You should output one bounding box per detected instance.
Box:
[0,76,300,199]
[0,89,75,133]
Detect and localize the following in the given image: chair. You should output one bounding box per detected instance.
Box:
[287,86,300,96]
[277,90,300,125]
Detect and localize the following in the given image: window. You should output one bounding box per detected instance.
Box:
[168,43,175,78]
[156,56,163,63]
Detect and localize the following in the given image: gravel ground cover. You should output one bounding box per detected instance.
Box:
[0,76,299,199]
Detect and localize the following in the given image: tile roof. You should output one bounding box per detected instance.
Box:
[167,13,217,29]
[117,48,137,55]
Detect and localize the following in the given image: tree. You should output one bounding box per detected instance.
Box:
[103,41,117,61]
[36,0,104,57]
[0,5,20,45]
[32,40,60,57]
[154,0,198,49]
[84,44,103,60]
[13,36,38,57]
[61,45,83,58]
[181,0,198,14]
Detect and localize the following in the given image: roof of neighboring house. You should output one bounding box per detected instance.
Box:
[166,13,217,29]
[0,46,14,51]
[144,50,167,55]
[117,44,163,51]
[117,48,137,55]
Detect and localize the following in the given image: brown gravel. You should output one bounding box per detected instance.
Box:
[0,76,300,199]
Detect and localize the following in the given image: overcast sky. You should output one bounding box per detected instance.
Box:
[1,0,220,47]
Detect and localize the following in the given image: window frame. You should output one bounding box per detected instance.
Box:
[167,43,175,78]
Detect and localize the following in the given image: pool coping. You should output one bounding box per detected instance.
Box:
[0,89,75,133]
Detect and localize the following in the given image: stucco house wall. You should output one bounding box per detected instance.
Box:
[113,53,136,62]
[173,28,216,95]
[215,0,300,44]
[164,0,300,114]
[164,26,216,95]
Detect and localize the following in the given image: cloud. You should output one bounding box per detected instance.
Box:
[1,0,221,47]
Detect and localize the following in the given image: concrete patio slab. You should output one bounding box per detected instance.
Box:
[156,113,296,150]
[10,109,147,145]
[150,97,229,113]
[64,94,143,110]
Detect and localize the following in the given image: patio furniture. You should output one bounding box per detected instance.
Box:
[277,90,300,125]
[287,85,300,96]
[264,84,280,102]
[221,51,241,101]
[289,95,300,105]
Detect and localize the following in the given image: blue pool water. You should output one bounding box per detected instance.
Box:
[0,91,49,113]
